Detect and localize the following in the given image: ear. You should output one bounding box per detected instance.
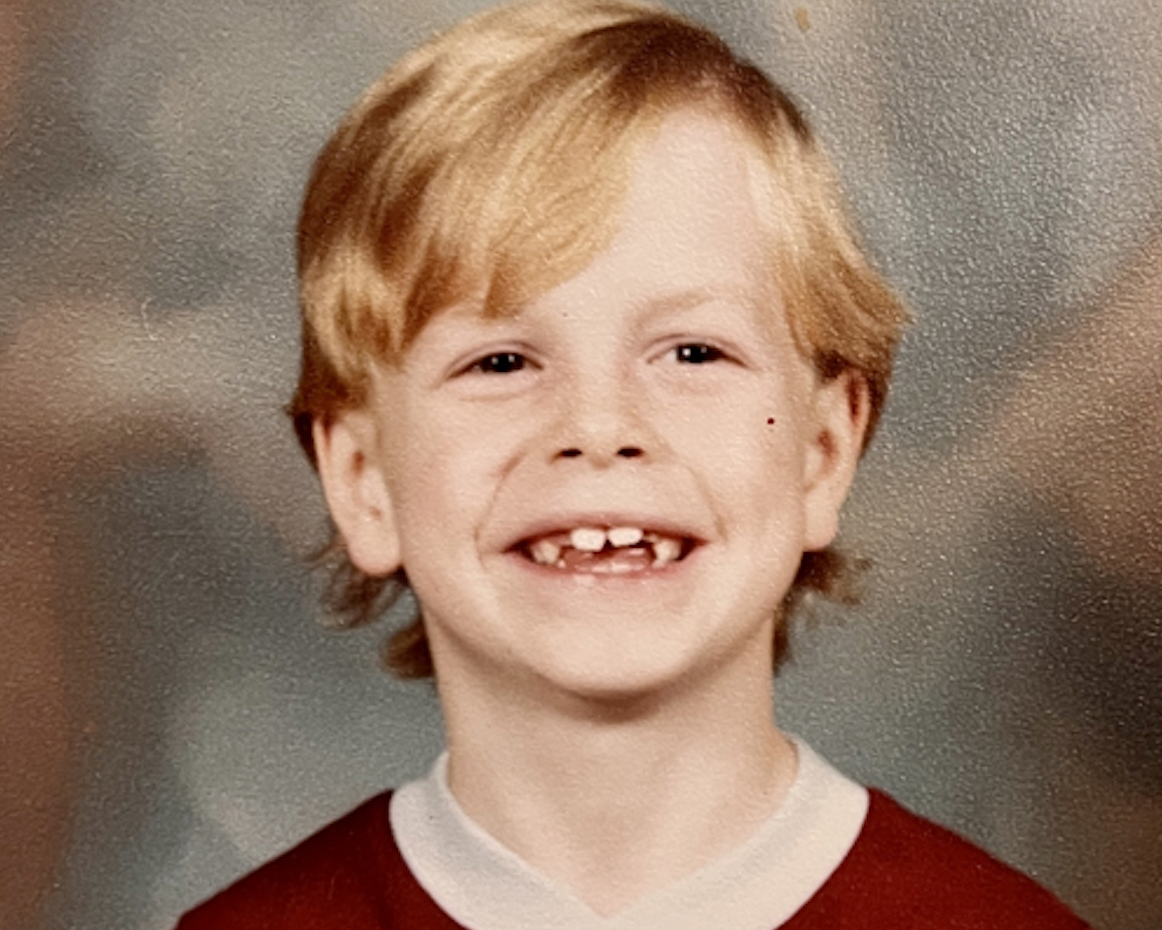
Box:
[802,370,871,552]
[312,412,402,576]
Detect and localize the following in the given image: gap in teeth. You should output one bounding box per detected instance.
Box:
[568,526,650,551]
[527,527,686,568]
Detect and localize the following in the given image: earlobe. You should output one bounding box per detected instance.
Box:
[312,412,402,576]
[803,371,871,551]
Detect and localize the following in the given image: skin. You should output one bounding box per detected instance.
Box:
[316,110,868,914]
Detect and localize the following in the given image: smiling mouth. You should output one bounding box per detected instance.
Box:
[517,526,696,574]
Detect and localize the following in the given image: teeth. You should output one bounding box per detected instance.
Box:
[652,536,683,567]
[529,538,562,565]
[526,525,688,568]
[607,526,644,547]
[569,527,607,552]
[589,560,637,574]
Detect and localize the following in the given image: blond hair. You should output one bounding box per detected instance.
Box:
[290,0,908,677]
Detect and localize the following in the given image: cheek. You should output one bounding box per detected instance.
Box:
[388,403,540,537]
[662,389,805,473]
[664,392,811,543]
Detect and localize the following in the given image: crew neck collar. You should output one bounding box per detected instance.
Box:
[390,737,868,930]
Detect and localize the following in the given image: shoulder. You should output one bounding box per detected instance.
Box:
[789,789,1090,930]
[175,791,461,930]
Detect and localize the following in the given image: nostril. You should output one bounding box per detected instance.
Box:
[556,446,642,460]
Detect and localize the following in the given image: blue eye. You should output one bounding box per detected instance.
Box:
[674,343,725,364]
[473,352,526,374]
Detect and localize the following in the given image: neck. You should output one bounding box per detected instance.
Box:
[436,654,796,916]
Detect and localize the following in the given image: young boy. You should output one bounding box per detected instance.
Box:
[180,1,1089,926]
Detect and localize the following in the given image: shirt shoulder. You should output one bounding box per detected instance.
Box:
[784,789,1091,930]
[175,791,464,930]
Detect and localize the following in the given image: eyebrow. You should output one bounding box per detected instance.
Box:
[633,284,767,318]
[432,281,770,335]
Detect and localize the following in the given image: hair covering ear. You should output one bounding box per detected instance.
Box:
[312,413,402,576]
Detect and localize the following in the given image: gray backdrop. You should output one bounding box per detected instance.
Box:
[1,1,1159,928]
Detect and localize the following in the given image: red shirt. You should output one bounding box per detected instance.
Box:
[178,789,1089,929]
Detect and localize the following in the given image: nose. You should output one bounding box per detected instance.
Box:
[550,370,651,466]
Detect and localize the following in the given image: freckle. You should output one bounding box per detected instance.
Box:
[766,417,775,425]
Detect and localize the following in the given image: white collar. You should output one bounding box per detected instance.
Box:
[390,737,868,930]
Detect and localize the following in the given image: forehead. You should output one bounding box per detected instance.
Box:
[433,109,782,329]
[601,110,773,286]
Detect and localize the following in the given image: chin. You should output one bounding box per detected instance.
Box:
[527,637,724,714]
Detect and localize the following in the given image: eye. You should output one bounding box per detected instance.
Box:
[470,351,527,374]
[673,343,727,364]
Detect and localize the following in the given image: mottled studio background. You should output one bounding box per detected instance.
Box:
[1,1,1160,928]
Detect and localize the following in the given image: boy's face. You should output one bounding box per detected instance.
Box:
[317,111,866,704]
